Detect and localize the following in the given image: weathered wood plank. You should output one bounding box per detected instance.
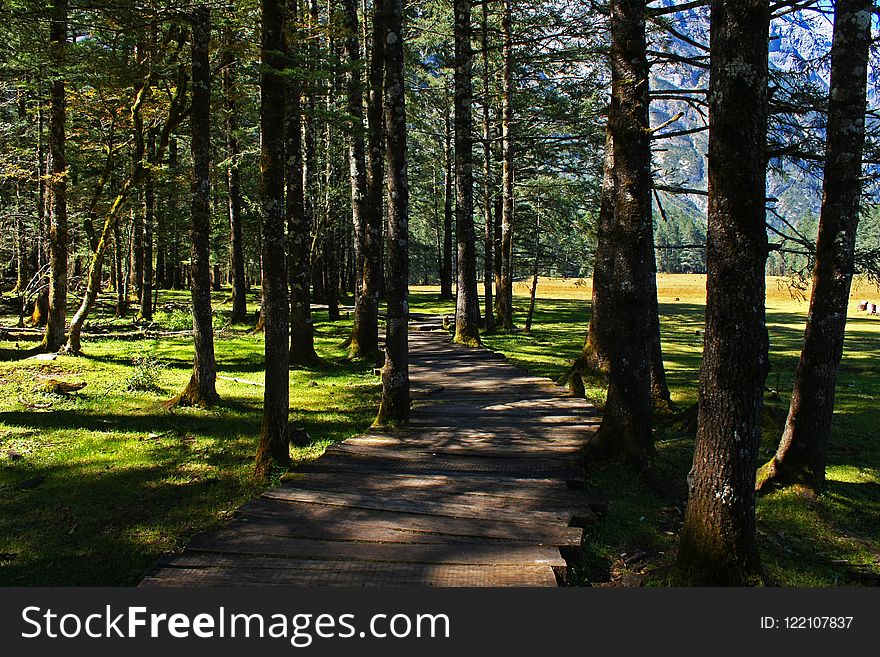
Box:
[327,441,582,462]
[294,452,585,480]
[142,559,559,587]
[261,486,576,527]
[230,500,585,546]
[271,474,601,518]
[185,534,568,567]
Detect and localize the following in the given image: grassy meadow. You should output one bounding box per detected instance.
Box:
[0,273,878,586]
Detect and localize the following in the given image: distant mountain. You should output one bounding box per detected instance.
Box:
[648,2,849,230]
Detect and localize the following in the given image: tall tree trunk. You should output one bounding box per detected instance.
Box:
[223,42,248,324]
[350,0,385,359]
[569,126,614,396]
[286,0,320,364]
[42,0,69,352]
[255,0,291,478]
[439,109,454,300]
[37,95,47,276]
[495,0,514,332]
[343,0,368,324]
[138,129,155,321]
[452,0,481,346]
[172,5,219,408]
[590,0,654,467]
[524,214,540,333]
[66,185,133,353]
[322,33,342,324]
[375,0,409,426]
[757,0,872,494]
[113,219,127,317]
[480,0,494,332]
[13,93,29,295]
[677,0,770,586]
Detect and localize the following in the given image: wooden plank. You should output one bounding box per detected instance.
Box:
[271,475,601,519]
[328,441,582,462]
[141,558,558,587]
[230,501,585,546]
[261,486,574,527]
[294,451,584,480]
[185,534,568,567]
[283,470,574,495]
[354,432,587,449]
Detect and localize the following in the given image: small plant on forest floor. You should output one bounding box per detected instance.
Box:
[125,354,166,393]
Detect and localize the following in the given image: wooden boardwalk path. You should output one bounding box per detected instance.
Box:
[140,317,604,587]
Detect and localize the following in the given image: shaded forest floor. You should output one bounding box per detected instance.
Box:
[0,289,380,585]
[410,275,880,587]
[0,274,878,586]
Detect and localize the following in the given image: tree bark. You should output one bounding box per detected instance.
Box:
[222,41,248,324]
[439,109,454,300]
[495,0,514,332]
[570,125,614,397]
[480,0,494,332]
[113,219,127,317]
[524,215,540,333]
[286,0,320,365]
[375,0,409,426]
[757,0,872,494]
[171,5,219,408]
[255,0,291,478]
[138,128,156,321]
[452,0,482,346]
[350,0,386,359]
[343,0,368,330]
[66,185,132,353]
[677,0,770,586]
[42,0,69,353]
[590,0,654,467]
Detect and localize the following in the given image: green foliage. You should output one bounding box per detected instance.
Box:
[125,353,166,393]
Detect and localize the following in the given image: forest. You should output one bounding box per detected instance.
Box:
[0,0,879,588]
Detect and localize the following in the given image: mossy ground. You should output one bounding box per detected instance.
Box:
[0,289,379,585]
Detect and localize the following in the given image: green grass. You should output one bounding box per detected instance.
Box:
[0,289,379,586]
[409,278,880,587]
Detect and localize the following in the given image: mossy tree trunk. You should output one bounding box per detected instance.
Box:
[757,0,872,494]
[677,0,770,586]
